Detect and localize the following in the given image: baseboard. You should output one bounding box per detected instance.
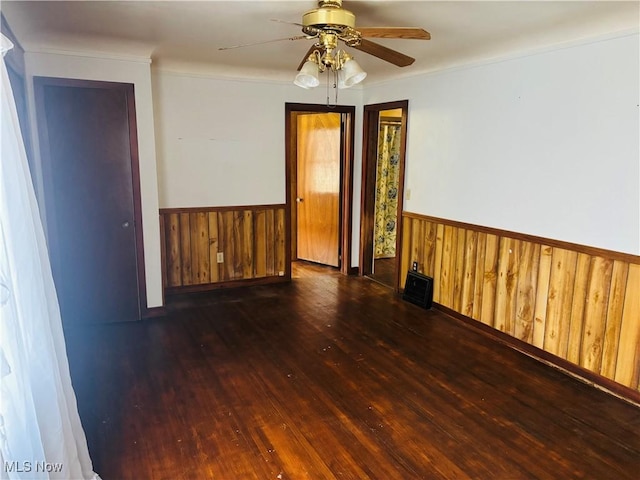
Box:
[348,266,359,275]
[141,306,167,319]
[165,275,290,295]
[433,303,640,407]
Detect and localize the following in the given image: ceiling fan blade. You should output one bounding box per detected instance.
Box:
[297,44,325,71]
[271,18,324,37]
[357,27,431,40]
[218,35,308,51]
[352,39,415,67]
[270,18,305,28]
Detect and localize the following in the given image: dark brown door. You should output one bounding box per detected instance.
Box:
[35,78,142,325]
[296,113,341,267]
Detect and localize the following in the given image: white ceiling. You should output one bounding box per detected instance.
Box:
[2,1,639,84]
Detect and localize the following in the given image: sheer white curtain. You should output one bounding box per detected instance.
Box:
[0,34,100,480]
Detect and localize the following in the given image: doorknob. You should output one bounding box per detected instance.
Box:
[122,221,130,228]
[296,197,304,203]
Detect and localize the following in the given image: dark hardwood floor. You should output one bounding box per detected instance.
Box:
[369,257,396,288]
[64,262,640,479]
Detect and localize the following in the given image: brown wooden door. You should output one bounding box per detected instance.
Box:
[35,79,142,325]
[296,113,341,267]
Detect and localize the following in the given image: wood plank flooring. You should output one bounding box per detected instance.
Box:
[64,262,640,479]
[370,257,396,288]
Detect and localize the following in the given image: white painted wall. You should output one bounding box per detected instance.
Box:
[364,33,640,255]
[153,71,362,207]
[24,52,164,308]
[152,71,364,264]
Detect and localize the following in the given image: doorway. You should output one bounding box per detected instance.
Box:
[359,100,409,290]
[296,112,341,267]
[285,103,355,275]
[34,77,146,325]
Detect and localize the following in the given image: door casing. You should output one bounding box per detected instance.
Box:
[359,100,409,290]
[285,103,355,275]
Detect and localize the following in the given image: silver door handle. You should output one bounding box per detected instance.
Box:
[122,221,130,228]
[296,197,304,203]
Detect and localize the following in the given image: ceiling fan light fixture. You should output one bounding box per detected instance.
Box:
[222,1,430,89]
[294,59,321,88]
[337,70,351,90]
[340,56,366,87]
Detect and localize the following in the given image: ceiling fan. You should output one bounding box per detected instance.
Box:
[220,0,430,88]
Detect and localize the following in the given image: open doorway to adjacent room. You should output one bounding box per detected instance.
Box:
[359,100,408,290]
[285,103,355,275]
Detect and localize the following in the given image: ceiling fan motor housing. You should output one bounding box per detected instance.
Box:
[303,0,356,33]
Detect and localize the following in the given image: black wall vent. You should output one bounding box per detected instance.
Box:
[403,271,433,309]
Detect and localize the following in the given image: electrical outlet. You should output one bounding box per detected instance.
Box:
[412,261,418,272]
[278,271,285,277]
[217,252,224,263]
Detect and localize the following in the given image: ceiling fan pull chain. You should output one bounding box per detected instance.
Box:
[325,71,330,107]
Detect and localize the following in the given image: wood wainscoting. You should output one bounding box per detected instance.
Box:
[400,212,640,395]
[160,205,288,293]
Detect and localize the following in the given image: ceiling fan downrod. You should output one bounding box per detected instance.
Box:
[318,0,343,8]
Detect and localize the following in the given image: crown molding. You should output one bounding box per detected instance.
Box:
[25,47,152,64]
[365,27,639,89]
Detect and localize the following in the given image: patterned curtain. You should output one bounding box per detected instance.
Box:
[374,122,401,258]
